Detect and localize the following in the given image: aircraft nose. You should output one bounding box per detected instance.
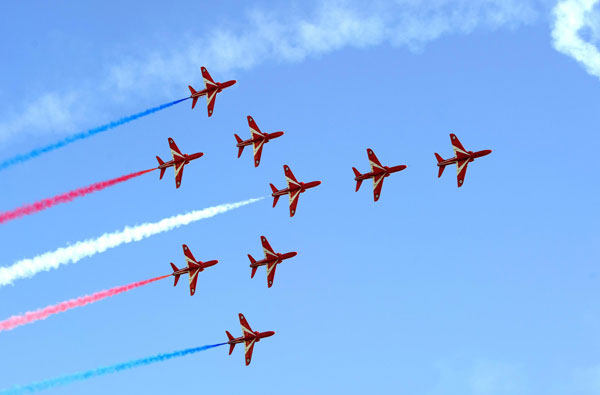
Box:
[264,331,275,337]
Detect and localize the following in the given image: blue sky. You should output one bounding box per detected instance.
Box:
[1,0,600,394]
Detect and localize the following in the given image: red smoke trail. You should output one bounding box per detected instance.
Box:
[0,274,170,332]
[0,168,156,224]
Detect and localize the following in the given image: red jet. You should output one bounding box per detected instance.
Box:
[234,115,284,167]
[248,236,297,288]
[188,66,237,117]
[435,134,492,187]
[169,244,218,296]
[225,313,275,366]
[156,138,203,189]
[352,148,407,201]
[270,165,321,217]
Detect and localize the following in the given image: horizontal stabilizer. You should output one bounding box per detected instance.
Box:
[188,85,197,95]
[270,184,280,207]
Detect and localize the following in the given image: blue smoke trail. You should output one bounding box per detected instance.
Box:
[0,343,225,394]
[0,98,189,171]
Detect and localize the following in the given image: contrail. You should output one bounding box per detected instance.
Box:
[0,343,226,394]
[0,275,170,332]
[0,197,263,287]
[0,98,188,171]
[0,168,156,224]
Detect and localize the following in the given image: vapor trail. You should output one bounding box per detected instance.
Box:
[0,168,156,224]
[0,98,188,171]
[0,197,263,287]
[0,343,225,394]
[0,275,170,332]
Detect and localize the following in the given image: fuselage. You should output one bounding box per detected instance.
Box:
[227,330,276,345]
[250,252,297,268]
[355,165,407,181]
[171,259,218,277]
[437,150,492,167]
[272,181,322,197]
[236,131,284,148]
[159,152,204,170]
[190,80,237,99]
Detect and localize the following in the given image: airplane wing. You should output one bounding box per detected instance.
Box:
[284,165,300,188]
[367,149,385,172]
[173,161,184,188]
[248,116,264,139]
[183,244,198,267]
[450,134,469,159]
[253,140,265,167]
[372,174,385,202]
[289,189,300,217]
[266,261,277,288]
[244,338,256,366]
[169,138,185,161]
[261,236,277,260]
[239,313,254,336]
[188,268,199,296]
[206,89,217,117]
[201,67,218,90]
[456,158,469,187]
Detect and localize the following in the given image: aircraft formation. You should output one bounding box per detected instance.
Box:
[0,65,493,372]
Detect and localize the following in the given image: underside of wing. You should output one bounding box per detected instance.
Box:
[367,149,385,173]
[188,268,199,296]
[450,134,469,159]
[244,339,256,366]
[253,139,265,167]
[248,116,264,140]
[456,158,469,187]
[169,138,185,161]
[373,174,385,202]
[261,236,277,259]
[174,162,184,188]
[201,67,217,89]
[289,189,300,217]
[206,89,217,117]
[266,261,277,288]
[239,313,254,336]
[284,165,300,188]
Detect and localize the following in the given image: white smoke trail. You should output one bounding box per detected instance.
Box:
[0,197,263,287]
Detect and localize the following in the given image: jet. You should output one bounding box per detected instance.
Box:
[352,148,407,201]
[188,66,237,117]
[156,138,203,188]
[248,236,297,288]
[234,115,284,167]
[225,313,275,366]
[169,244,218,296]
[435,134,492,187]
[270,165,321,217]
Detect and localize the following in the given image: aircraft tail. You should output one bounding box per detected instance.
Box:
[270,184,280,207]
[189,86,198,109]
[248,255,258,278]
[170,263,180,287]
[352,167,363,191]
[434,153,445,178]
[226,331,236,355]
[156,156,166,179]
[235,134,244,158]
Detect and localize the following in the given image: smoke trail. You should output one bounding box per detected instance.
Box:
[0,343,225,394]
[0,169,156,224]
[0,197,263,287]
[0,275,170,332]
[0,98,188,171]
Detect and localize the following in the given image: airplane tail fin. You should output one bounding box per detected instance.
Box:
[226,331,236,355]
[434,153,445,178]
[189,86,198,109]
[248,255,258,278]
[170,263,180,286]
[234,134,244,158]
[352,167,363,191]
[156,156,166,179]
[270,184,280,207]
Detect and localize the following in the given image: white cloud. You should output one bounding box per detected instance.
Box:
[552,0,600,78]
[0,0,540,143]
